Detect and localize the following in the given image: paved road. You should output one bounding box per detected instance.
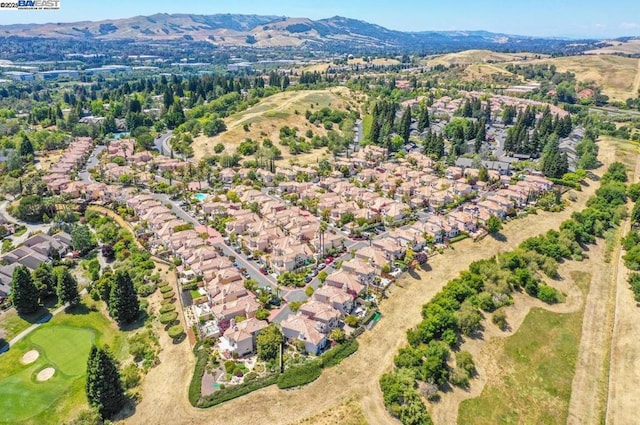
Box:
[153,130,175,157]
[147,193,200,226]
[214,243,277,291]
[78,144,106,183]
[0,201,52,245]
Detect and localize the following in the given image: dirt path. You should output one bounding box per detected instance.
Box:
[632,58,640,97]
[124,165,603,425]
[605,142,640,425]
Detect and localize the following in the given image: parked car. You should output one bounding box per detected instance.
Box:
[259,268,268,275]
[317,263,326,270]
[304,275,312,283]
[324,256,334,264]
[311,269,318,277]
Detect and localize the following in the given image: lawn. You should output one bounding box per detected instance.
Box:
[0,300,127,424]
[457,272,591,425]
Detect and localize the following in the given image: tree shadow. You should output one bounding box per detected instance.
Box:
[119,310,149,332]
[172,333,186,345]
[490,232,507,242]
[419,262,433,273]
[66,303,90,315]
[112,397,137,422]
[408,268,422,280]
[0,339,8,354]
[18,306,53,325]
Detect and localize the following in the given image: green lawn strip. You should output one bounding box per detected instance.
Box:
[458,272,590,425]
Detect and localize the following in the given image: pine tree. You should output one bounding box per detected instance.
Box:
[417,105,430,132]
[10,265,39,315]
[400,107,412,143]
[32,262,56,299]
[108,270,139,325]
[86,345,126,419]
[19,134,34,158]
[56,266,80,307]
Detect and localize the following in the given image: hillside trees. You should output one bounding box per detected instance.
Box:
[10,265,39,314]
[108,270,140,325]
[86,345,126,419]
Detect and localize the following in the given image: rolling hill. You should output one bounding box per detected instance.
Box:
[0,13,606,54]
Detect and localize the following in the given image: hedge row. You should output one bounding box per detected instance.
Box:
[320,339,359,368]
[198,375,279,407]
[188,338,361,407]
[159,285,173,294]
[188,347,208,406]
[277,361,322,389]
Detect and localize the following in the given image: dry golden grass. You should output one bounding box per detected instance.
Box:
[292,398,367,425]
[585,40,640,55]
[424,50,545,67]
[192,87,360,164]
[347,57,401,66]
[518,55,639,101]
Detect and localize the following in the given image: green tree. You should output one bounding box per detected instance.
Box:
[56,266,80,307]
[85,345,126,418]
[256,323,283,361]
[400,107,412,143]
[417,105,430,132]
[72,225,95,255]
[19,134,34,158]
[32,262,56,299]
[108,270,140,325]
[10,265,39,314]
[486,215,503,234]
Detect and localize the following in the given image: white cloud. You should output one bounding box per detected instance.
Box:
[620,22,639,29]
[594,23,607,29]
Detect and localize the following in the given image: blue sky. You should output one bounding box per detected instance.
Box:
[0,0,639,38]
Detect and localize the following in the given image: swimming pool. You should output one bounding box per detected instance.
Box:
[194,193,207,201]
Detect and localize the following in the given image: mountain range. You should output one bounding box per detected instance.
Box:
[0,13,607,54]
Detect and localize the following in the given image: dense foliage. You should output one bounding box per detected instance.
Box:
[380,162,627,424]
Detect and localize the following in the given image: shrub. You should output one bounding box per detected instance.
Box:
[627,273,640,301]
[137,284,157,297]
[492,309,508,331]
[188,347,207,406]
[198,375,278,407]
[160,304,176,314]
[159,285,173,293]
[277,361,322,389]
[320,339,358,368]
[122,364,141,390]
[537,284,560,304]
[160,311,178,324]
[162,290,175,299]
[168,325,184,339]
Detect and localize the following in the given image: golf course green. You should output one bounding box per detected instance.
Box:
[0,303,126,424]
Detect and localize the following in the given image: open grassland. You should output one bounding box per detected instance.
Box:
[192,87,361,164]
[0,299,126,425]
[518,55,639,101]
[462,62,523,83]
[347,57,401,66]
[424,50,546,67]
[457,272,590,425]
[585,39,640,55]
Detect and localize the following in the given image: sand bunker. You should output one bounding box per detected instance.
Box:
[22,350,39,364]
[36,367,55,382]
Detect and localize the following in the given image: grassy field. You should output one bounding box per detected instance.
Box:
[0,300,126,425]
[191,87,361,164]
[424,50,545,67]
[0,297,58,342]
[457,271,591,425]
[585,39,640,55]
[517,55,638,101]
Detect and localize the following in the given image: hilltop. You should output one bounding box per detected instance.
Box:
[0,13,613,54]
